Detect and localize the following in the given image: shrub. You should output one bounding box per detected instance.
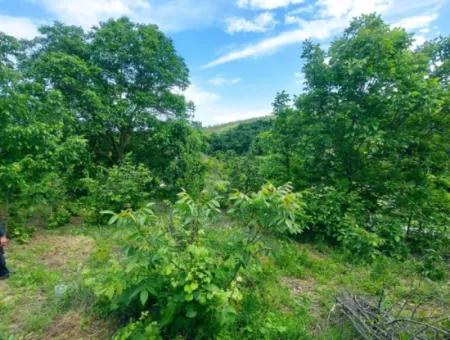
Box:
[229,182,306,236]
[113,312,161,340]
[84,193,242,339]
[81,159,155,221]
[8,224,35,244]
[83,183,305,338]
[47,206,71,229]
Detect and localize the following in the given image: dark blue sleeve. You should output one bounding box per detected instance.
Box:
[0,221,4,237]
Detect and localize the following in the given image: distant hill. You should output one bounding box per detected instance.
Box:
[206,115,274,155]
[204,115,273,135]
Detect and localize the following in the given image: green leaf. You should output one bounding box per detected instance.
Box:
[186,306,197,318]
[140,290,149,306]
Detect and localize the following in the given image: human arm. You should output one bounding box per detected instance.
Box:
[0,221,7,246]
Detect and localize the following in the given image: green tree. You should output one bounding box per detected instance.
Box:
[0,33,87,225]
[27,18,191,164]
[266,14,449,257]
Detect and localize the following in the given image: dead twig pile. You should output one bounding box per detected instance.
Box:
[330,291,449,339]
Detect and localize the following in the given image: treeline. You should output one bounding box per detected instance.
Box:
[0,18,205,233]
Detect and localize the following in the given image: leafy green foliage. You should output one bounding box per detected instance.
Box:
[84,183,309,338]
[81,159,155,219]
[0,32,88,229]
[1,18,204,233]
[7,224,35,244]
[1,13,449,340]
[229,183,306,236]
[133,120,206,196]
[113,312,161,340]
[260,14,449,261]
[214,153,265,193]
[208,118,272,155]
[84,195,242,339]
[28,18,190,165]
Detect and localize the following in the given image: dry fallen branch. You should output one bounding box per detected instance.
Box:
[331,291,449,339]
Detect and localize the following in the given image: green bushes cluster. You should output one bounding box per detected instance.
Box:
[83,184,306,339]
[81,159,155,221]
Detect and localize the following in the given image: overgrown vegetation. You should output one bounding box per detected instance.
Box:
[0,13,448,339]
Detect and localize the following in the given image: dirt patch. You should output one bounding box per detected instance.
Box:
[281,276,316,296]
[42,310,113,340]
[69,216,84,226]
[30,234,95,271]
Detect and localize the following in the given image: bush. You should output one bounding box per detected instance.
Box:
[8,224,35,244]
[84,193,242,339]
[83,183,306,338]
[47,206,71,229]
[229,182,306,236]
[113,312,161,340]
[81,159,155,221]
[416,249,448,281]
[216,153,266,193]
[302,186,388,260]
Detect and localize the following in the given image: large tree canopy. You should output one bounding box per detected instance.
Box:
[27,18,191,164]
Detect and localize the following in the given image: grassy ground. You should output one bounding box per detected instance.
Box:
[0,222,448,339]
[207,224,449,339]
[0,225,114,340]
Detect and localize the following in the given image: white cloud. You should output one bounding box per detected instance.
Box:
[226,12,277,34]
[134,0,220,32]
[0,15,39,39]
[39,0,219,31]
[206,0,398,67]
[411,35,426,49]
[41,0,145,29]
[205,17,346,67]
[284,15,302,25]
[287,4,315,15]
[184,84,220,107]
[294,71,305,84]
[393,14,438,30]
[316,0,393,19]
[208,77,242,86]
[384,0,444,17]
[237,0,304,10]
[182,83,269,124]
[211,108,271,124]
[182,84,269,125]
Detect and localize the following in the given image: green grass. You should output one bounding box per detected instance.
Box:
[0,220,448,339]
[0,225,114,340]
[204,221,449,339]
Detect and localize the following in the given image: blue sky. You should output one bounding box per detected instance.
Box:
[1,0,449,125]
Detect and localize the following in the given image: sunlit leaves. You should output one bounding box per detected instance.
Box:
[85,193,242,338]
[229,182,305,235]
